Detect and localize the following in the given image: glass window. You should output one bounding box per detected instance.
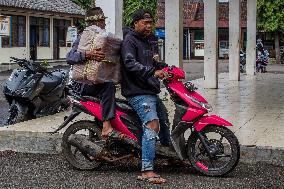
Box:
[1,15,26,48]
[54,19,71,47]
[194,29,204,40]
[30,17,50,47]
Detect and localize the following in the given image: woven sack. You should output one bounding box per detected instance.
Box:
[71,25,121,84]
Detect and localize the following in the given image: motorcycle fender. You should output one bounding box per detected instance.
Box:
[193,115,233,132]
[51,110,80,134]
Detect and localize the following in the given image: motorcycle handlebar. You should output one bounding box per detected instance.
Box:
[10,57,26,62]
[10,57,47,73]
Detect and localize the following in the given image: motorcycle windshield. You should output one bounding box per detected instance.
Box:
[4,69,29,92]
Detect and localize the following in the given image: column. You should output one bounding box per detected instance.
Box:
[96,0,123,39]
[229,0,241,81]
[246,0,257,75]
[165,0,183,69]
[204,0,218,88]
[50,18,54,60]
[188,31,191,59]
[26,14,30,60]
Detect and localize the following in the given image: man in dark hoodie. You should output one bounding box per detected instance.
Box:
[121,9,171,184]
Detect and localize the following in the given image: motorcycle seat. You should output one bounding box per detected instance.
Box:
[115,98,135,113]
[83,96,100,103]
[78,96,135,113]
[41,74,62,94]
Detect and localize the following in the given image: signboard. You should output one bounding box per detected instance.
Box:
[155,29,165,39]
[0,16,10,36]
[66,26,77,44]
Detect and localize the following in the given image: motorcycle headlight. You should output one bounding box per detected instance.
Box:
[185,94,213,112]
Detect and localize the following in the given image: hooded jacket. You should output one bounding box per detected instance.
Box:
[121,29,166,97]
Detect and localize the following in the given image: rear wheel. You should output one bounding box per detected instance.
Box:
[6,100,29,125]
[62,120,103,170]
[187,125,240,176]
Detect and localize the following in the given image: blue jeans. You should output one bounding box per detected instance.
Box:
[127,95,171,171]
[156,97,171,146]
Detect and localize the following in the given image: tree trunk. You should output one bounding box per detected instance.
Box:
[275,31,280,64]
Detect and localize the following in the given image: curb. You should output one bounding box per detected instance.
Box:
[0,130,62,154]
[0,129,283,167]
[240,146,284,167]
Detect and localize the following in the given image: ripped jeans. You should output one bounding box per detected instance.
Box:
[127,95,171,171]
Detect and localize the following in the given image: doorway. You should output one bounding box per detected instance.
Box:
[53,19,71,59]
[30,25,37,61]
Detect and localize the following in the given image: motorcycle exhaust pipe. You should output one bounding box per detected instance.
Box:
[67,134,104,158]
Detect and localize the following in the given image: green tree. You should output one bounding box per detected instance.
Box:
[71,0,93,10]
[123,0,157,27]
[71,0,96,32]
[257,0,284,64]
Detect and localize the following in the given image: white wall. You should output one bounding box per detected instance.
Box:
[96,0,123,38]
[0,47,27,63]
[59,47,71,59]
[37,47,52,59]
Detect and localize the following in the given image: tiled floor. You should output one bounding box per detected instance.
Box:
[192,73,284,148]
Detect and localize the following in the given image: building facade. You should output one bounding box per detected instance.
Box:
[155,0,248,60]
[0,0,84,64]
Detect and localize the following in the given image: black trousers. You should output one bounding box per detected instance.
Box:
[81,82,116,121]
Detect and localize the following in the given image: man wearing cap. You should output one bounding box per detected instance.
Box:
[121,9,172,184]
[66,7,123,140]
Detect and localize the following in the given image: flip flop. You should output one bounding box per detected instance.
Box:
[137,175,166,184]
[102,129,126,141]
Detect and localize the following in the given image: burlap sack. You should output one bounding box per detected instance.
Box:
[71,25,121,84]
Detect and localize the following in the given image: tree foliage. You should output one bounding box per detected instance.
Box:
[257,0,284,32]
[71,0,93,10]
[123,0,157,27]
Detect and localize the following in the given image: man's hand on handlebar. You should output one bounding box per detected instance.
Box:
[154,70,169,79]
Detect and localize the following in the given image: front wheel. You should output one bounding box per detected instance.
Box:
[6,100,29,125]
[187,125,240,176]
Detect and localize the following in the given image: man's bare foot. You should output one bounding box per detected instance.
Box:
[101,121,113,138]
[101,128,113,138]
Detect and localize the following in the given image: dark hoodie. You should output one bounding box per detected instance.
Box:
[121,29,166,97]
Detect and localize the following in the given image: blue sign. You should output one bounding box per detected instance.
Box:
[155,29,165,39]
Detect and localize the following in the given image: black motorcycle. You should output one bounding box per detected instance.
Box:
[3,57,70,125]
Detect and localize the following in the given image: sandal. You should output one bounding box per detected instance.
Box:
[137,175,166,184]
[102,129,126,140]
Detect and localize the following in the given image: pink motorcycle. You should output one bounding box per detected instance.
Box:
[54,66,240,177]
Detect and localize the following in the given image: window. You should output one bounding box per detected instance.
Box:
[54,19,71,47]
[30,17,50,47]
[1,15,26,48]
[194,29,204,40]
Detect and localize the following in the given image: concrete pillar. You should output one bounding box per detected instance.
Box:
[26,14,30,60]
[246,0,257,75]
[50,18,54,60]
[188,32,191,60]
[229,0,241,81]
[204,0,218,88]
[96,0,123,39]
[165,0,183,69]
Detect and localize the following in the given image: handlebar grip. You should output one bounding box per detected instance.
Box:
[10,57,19,61]
[10,57,26,62]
